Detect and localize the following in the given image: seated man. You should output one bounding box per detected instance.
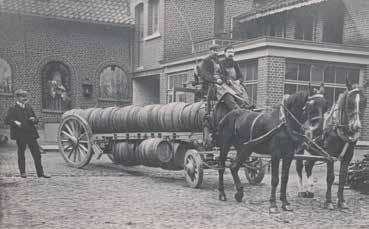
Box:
[220,46,253,110]
[197,44,223,147]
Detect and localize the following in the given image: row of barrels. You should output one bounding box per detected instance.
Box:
[110,139,188,169]
[62,102,206,133]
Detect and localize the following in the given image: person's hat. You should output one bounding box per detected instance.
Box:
[14,89,28,97]
[209,43,220,51]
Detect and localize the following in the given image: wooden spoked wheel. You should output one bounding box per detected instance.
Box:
[58,114,93,168]
[184,149,203,188]
[244,158,265,185]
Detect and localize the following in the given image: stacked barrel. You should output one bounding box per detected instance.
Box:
[62,102,206,133]
[61,102,204,169]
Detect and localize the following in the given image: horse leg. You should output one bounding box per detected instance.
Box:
[218,145,229,201]
[337,146,354,209]
[230,148,251,203]
[324,160,335,210]
[296,159,306,197]
[269,154,280,214]
[280,156,294,211]
[305,160,316,198]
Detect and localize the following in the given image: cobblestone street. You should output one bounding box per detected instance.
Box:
[1,145,369,229]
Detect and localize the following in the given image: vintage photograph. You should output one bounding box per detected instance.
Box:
[1,0,369,228]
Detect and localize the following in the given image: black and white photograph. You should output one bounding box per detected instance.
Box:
[1,0,369,228]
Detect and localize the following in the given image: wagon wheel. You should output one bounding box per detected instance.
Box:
[244,158,265,185]
[58,114,93,168]
[184,149,204,188]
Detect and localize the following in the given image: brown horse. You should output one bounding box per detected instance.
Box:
[296,79,367,210]
[214,86,327,213]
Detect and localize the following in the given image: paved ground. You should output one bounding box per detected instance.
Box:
[0,144,369,229]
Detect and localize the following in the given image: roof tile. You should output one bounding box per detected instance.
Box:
[0,0,133,25]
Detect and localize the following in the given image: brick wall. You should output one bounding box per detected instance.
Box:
[163,0,215,61]
[257,56,286,109]
[0,12,133,128]
[361,65,369,140]
[341,0,369,46]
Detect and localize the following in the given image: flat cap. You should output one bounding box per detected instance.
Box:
[209,43,220,51]
[14,89,29,96]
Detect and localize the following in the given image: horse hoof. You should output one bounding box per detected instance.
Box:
[269,206,280,214]
[306,192,314,198]
[219,193,227,201]
[337,201,349,209]
[324,202,335,210]
[234,192,244,203]
[282,204,293,212]
[298,192,307,198]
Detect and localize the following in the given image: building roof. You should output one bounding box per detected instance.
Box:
[236,0,329,23]
[0,0,133,26]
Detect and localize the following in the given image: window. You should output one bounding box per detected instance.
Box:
[135,3,144,39]
[148,0,159,35]
[284,61,361,107]
[214,0,225,35]
[99,65,130,100]
[135,3,144,68]
[239,60,258,104]
[0,58,12,94]
[322,4,343,43]
[41,61,71,111]
[295,15,314,41]
[167,72,190,102]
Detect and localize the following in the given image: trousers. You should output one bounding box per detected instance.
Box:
[16,138,44,177]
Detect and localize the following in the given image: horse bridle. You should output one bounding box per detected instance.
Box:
[337,88,362,142]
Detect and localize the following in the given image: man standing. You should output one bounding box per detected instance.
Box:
[4,89,50,178]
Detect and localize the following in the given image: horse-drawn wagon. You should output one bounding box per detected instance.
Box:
[57,82,266,188]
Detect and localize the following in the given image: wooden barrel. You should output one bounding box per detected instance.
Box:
[78,108,95,122]
[112,106,132,132]
[150,105,163,131]
[95,107,118,133]
[171,102,188,131]
[62,109,76,119]
[188,102,203,131]
[127,106,142,132]
[181,104,193,132]
[171,141,190,169]
[112,142,138,166]
[88,108,104,133]
[136,138,173,167]
[137,105,156,132]
[195,102,206,131]
[159,103,187,132]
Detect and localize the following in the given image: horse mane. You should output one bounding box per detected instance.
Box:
[283,91,309,110]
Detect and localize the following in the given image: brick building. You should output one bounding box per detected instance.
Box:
[130,0,369,141]
[0,0,134,141]
[2,0,369,142]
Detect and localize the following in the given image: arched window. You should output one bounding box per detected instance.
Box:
[41,61,71,111]
[0,58,12,94]
[99,65,129,100]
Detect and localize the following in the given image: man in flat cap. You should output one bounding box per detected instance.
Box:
[197,44,225,147]
[4,89,50,178]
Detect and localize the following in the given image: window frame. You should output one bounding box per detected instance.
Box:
[148,0,159,36]
[98,65,130,102]
[0,57,13,96]
[167,71,190,103]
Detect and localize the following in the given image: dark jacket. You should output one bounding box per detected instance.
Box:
[220,58,243,82]
[198,55,224,98]
[5,103,39,140]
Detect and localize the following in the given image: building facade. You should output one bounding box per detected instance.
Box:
[132,0,369,141]
[0,0,134,141]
